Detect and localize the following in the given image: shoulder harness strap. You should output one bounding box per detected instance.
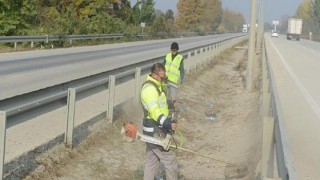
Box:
[141,80,162,118]
[142,80,161,95]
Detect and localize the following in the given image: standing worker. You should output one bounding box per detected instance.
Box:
[163,42,185,110]
[140,62,178,180]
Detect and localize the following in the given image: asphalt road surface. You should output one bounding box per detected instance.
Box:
[265,34,320,179]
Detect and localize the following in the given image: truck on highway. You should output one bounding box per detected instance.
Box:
[287,18,303,41]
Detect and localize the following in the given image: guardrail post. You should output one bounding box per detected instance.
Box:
[65,88,76,148]
[107,76,115,123]
[263,73,269,92]
[215,44,218,55]
[0,111,7,180]
[201,48,205,65]
[135,67,141,103]
[263,93,271,116]
[14,42,17,51]
[262,117,275,178]
[221,42,225,52]
[31,41,34,48]
[206,47,210,64]
[213,44,216,58]
[199,48,203,66]
[216,43,219,55]
[186,51,192,73]
[274,120,287,179]
[193,49,200,71]
[262,44,269,93]
[210,46,214,60]
[205,47,208,64]
[202,48,205,63]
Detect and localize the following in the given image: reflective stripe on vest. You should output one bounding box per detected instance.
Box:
[143,126,154,132]
[141,84,167,112]
[165,53,183,84]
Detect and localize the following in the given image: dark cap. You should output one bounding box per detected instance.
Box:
[170,42,179,50]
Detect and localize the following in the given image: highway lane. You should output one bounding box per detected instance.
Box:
[265,35,320,179]
[0,33,243,100]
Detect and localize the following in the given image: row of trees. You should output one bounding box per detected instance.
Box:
[0,0,246,39]
[218,9,246,33]
[176,0,222,34]
[0,0,141,36]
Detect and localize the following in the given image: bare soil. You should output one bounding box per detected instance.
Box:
[23,44,262,180]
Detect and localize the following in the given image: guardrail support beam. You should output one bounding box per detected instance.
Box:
[263,93,271,117]
[262,117,275,178]
[107,76,115,123]
[0,111,7,180]
[186,51,192,73]
[135,68,141,103]
[263,78,270,93]
[65,88,76,148]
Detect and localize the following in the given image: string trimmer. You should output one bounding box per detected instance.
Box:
[121,122,248,179]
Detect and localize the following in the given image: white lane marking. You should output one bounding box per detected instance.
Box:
[295,42,320,56]
[268,39,320,119]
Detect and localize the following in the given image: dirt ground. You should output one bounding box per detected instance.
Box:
[24,44,262,180]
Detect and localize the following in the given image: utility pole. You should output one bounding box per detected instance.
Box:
[257,0,264,52]
[246,0,257,92]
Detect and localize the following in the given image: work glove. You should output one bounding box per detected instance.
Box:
[161,116,178,132]
[160,134,172,151]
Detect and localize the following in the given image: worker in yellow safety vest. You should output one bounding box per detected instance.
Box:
[163,42,185,110]
[140,62,178,180]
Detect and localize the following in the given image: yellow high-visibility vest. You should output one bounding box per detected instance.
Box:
[164,53,183,84]
[140,75,169,123]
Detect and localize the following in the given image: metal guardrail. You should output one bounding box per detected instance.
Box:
[0,33,125,43]
[0,31,205,46]
[0,31,206,50]
[0,35,247,179]
[261,40,288,179]
[0,33,125,49]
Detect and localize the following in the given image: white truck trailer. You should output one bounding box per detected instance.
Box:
[287,18,303,41]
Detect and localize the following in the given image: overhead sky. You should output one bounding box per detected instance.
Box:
[151,0,305,24]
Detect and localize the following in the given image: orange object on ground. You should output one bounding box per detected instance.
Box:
[124,123,138,140]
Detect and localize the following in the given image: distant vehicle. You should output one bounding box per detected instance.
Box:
[287,18,303,41]
[242,24,248,33]
[271,30,278,38]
